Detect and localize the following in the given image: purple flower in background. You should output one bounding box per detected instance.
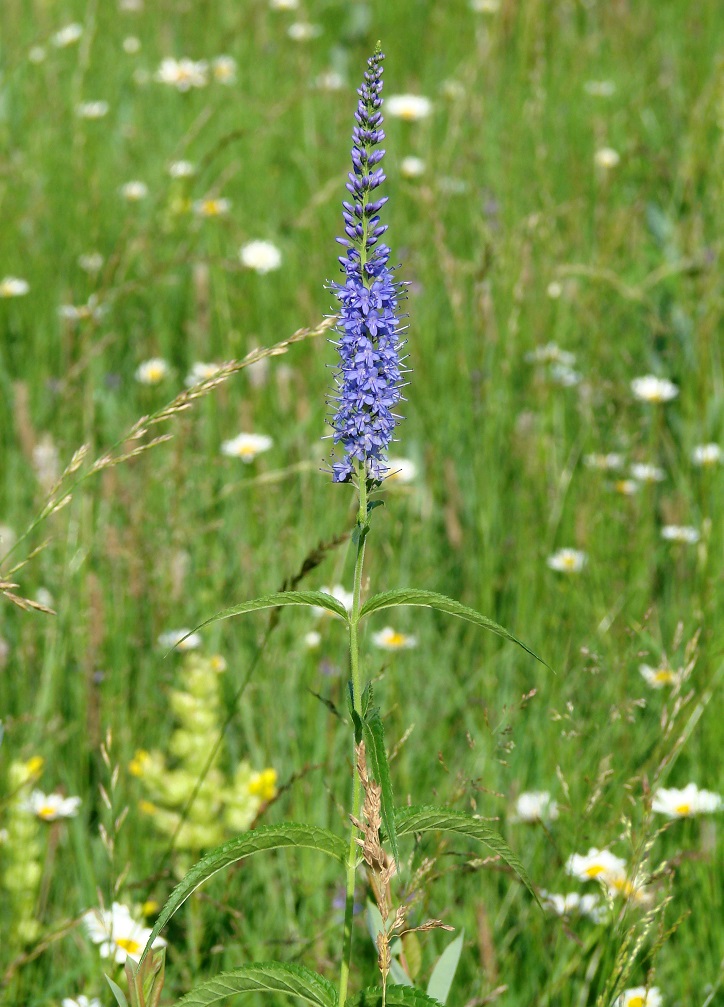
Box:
[328,45,406,484]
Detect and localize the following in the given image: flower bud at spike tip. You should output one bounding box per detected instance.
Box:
[327,45,407,484]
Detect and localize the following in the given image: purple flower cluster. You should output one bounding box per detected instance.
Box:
[328,46,405,484]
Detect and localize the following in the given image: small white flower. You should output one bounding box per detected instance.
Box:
[287,22,323,41]
[549,363,582,387]
[119,0,144,9]
[386,94,432,122]
[123,36,141,54]
[584,80,616,97]
[169,159,196,178]
[135,358,170,385]
[83,902,165,964]
[35,587,54,609]
[372,627,418,651]
[78,252,104,274]
[240,240,282,274]
[313,585,354,619]
[652,782,721,818]
[314,70,345,91]
[185,361,222,387]
[52,23,83,48]
[156,57,208,91]
[28,46,47,64]
[565,848,627,883]
[304,630,321,650]
[158,629,202,651]
[692,443,721,467]
[661,525,699,544]
[221,432,273,461]
[540,890,604,922]
[193,197,231,218]
[584,452,625,471]
[23,790,81,821]
[612,478,639,497]
[58,297,105,323]
[631,375,678,403]
[639,664,680,689]
[512,790,559,823]
[400,156,426,179]
[385,458,418,483]
[212,55,237,84]
[546,280,563,299]
[595,147,620,169]
[270,0,299,8]
[121,180,148,201]
[76,101,110,120]
[525,342,576,367]
[0,276,30,298]
[547,548,586,574]
[470,0,500,11]
[630,463,665,483]
[614,987,663,1007]
[62,997,102,1007]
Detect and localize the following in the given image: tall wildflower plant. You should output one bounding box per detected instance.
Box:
[125,45,545,1007]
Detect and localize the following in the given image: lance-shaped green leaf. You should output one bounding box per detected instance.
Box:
[346,986,444,1007]
[426,932,464,1005]
[362,704,400,868]
[172,591,350,649]
[140,824,346,963]
[174,963,337,1007]
[359,590,548,667]
[395,807,540,906]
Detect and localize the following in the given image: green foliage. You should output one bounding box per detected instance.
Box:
[425,933,463,1006]
[346,987,444,1007]
[174,963,337,1007]
[361,698,400,868]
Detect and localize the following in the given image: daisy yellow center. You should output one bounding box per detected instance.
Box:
[674,803,691,816]
[584,864,605,878]
[386,631,408,647]
[146,364,164,381]
[38,805,57,820]
[561,555,577,570]
[202,200,223,215]
[115,937,141,954]
[653,670,674,684]
[238,446,256,458]
[628,997,645,1007]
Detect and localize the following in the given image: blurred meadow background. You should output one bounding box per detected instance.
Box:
[0,0,723,1005]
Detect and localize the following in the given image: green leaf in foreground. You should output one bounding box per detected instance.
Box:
[175,963,337,1007]
[395,807,540,906]
[359,589,548,667]
[140,824,346,962]
[426,932,464,1006]
[362,704,400,868]
[346,986,444,1007]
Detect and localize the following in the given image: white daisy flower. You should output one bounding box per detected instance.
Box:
[82,902,165,964]
[212,55,237,84]
[692,443,721,466]
[313,585,354,619]
[546,548,586,573]
[287,22,322,41]
[58,297,105,323]
[470,0,500,11]
[549,363,582,387]
[612,478,639,496]
[630,463,665,483]
[193,197,231,217]
[525,342,576,367]
[270,0,299,8]
[652,782,721,818]
[546,281,563,299]
[386,94,432,122]
[240,240,282,274]
[0,276,30,298]
[120,180,148,201]
[372,627,418,651]
[512,790,559,823]
[565,848,627,883]
[23,790,81,821]
[135,358,170,385]
[385,458,418,483]
[614,988,662,1007]
[540,890,604,922]
[185,361,222,387]
[595,147,620,169]
[584,452,625,471]
[78,252,104,274]
[52,23,83,48]
[221,432,273,461]
[156,57,208,90]
[76,101,109,119]
[157,629,202,651]
[639,664,679,689]
[304,630,321,650]
[123,36,141,54]
[631,375,678,403]
[62,997,102,1007]
[400,156,426,178]
[168,159,196,178]
[661,525,699,544]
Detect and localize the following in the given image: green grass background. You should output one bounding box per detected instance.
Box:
[0,0,722,1004]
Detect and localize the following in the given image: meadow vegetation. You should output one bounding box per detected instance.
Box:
[0,1,722,1005]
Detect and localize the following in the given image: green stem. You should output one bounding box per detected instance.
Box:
[338,466,368,1007]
